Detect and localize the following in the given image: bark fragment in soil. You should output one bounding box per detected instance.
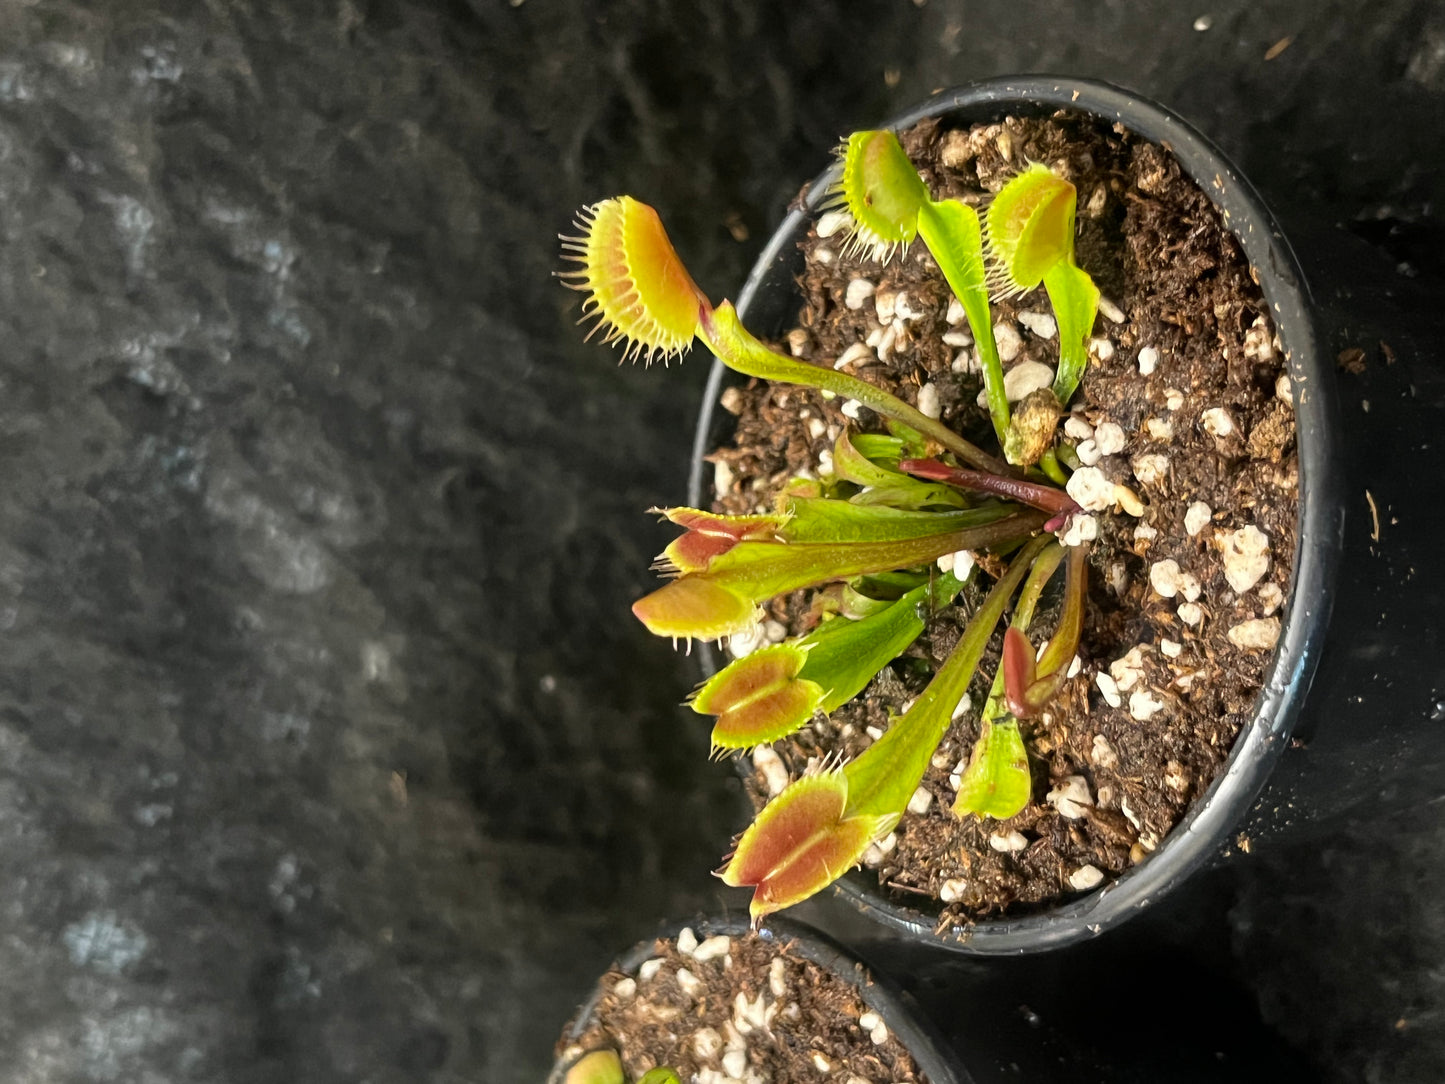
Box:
[558,929,927,1083]
[710,111,1299,923]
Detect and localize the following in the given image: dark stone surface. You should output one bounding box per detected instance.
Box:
[0,1,1440,1081]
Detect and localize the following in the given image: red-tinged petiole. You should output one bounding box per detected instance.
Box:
[899,458,1080,520]
[1002,543,1089,717]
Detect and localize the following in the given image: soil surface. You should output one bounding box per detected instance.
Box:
[709,112,1298,923]
[558,928,927,1083]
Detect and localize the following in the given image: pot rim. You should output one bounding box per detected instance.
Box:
[689,75,1343,953]
[548,912,968,1084]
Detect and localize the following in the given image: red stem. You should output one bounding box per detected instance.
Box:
[899,458,1080,519]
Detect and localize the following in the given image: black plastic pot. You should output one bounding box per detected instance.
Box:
[688,77,1344,954]
[548,913,968,1084]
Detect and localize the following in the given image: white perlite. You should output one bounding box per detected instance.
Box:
[1160,638,1183,658]
[1093,421,1126,456]
[752,746,789,796]
[1221,525,1271,593]
[1129,688,1167,721]
[1165,388,1185,411]
[731,623,771,659]
[1069,864,1106,891]
[1017,310,1058,338]
[952,348,980,373]
[1185,501,1212,536]
[845,278,876,310]
[907,786,934,815]
[787,328,809,356]
[1067,466,1116,512]
[722,1049,748,1079]
[945,295,966,324]
[1096,671,1123,708]
[1064,415,1094,440]
[694,1027,724,1060]
[979,360,1054,407]
[1059,514,1098,547]
[715,459,735,499]
[1132,453,1170,486]
[1201,406,1235,438]
[990,830,1029,852]
[806,416,827,440]
[676,967,702,998]
[939,878,967,903]
[917,382,942,420]
[769,957,787,998]
[862,832,897,869]
[1109,646,1147,691]
[951,691,973,720]
[1089,336,1116,361]
[1276,373,1293,405]
[816,209,851,237]
[1149,559,1187,598]
[994,321,1024,361]
[834,342,873,370]
[733,990,768,1034]
[1091,733,1118,768]
[859,1010,889,1046]
[693,935,731,962]
[638,958,663,983]
[1074,438,1102,466]
[936,549,977,579]
[1259,582,1284,615]
[1145,416,1174,441]
[1137,345,1159,375]
[677,927,698,954]
[1047,775,1093,819]
[1177,601,1203,626]
[1229,617,1281,650]
[1098,296,1125,323]
[942,328,972,347]
[614,977,637,1000]
[873,288,897,323]
[840,398,863,420]
[1244,316,1275,360]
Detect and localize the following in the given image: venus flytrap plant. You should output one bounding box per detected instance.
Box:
[560,151,1107,920]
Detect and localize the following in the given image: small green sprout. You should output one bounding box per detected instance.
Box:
[563,1050,680,1084]
[560,126,1112,918]
[952,540,1087,820]
[829,132,1100,466]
